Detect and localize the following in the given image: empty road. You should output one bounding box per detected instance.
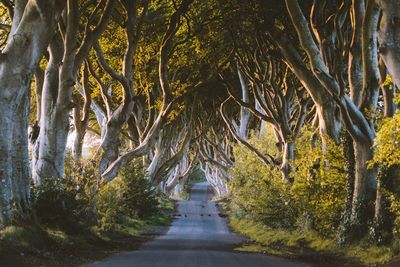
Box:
[89,182,307,267]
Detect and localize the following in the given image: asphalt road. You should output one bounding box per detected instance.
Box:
[89,182,307,267]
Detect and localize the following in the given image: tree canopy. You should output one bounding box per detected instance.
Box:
[1,0,400,258]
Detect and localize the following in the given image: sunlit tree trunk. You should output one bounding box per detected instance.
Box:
[72,65,91,162]
[377,0,400,88]
[33,0,114,182]
[32,0,79,182]
[101,0,194,182]
[237,68,250,140]
[0,0,64,225]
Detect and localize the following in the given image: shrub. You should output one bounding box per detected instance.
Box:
[229,127,347,236]
[96,159,159,231]
[371,112,400,242]
[31,154,99,230]
[31,177,90,231]
[229,131,298,229]
[292,129,347,236]
[372,112,400,168]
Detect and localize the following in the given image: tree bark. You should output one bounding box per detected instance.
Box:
[237,67,250,140]
[377,0,400,88]
[72,65,91,161]
[350,140,377,234]
[33,0,114,182]
[32,34,64,182]
[0,0,64,225]
[32,0,79,182]
[280,141,294,182]
[101,0,194,182]
[349,0,366,106]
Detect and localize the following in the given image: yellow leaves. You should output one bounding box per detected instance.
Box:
[372,111,400,168]
[0,4,10,49]
[230,126,346,235]
[383,74,394,87]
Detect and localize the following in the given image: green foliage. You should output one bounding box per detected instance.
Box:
[292,129,347,235]
[230,217,396,265]
[388,193,400,238]
[187,167,206,184]
[229,127,347,237]
[96,159,160,232]
[31,155,167,235]
[0,226,48,250]
[31,176,91,231]
[372,112,400,168]
[229,131,297,229]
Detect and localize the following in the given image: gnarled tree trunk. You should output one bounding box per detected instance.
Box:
[0,0,64,225]
[377,0,400,88]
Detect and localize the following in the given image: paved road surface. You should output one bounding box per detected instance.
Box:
[89,182,307,267]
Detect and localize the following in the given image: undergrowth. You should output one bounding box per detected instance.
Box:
[230,217,399,265]
[0,157,175,265]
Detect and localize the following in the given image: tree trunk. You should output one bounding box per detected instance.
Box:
[371,69,397,243]
[33,0,80,182]
[272,32,342,144]
[348,0,365,106]
[97,104,134,178]
[280,141,294,183]
[0,105,14,225]
[377,0,400,88]
[34,68,44,122]
[371,166,396,244]
[0,0,64,224]
[350,140,377,237]
[144,136,163,182]
[72,65,91,162]
[12,89,31,212]
[32,35,65,182]
[338,132,356,244]
[237,67,250,140]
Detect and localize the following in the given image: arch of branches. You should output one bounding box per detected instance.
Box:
[0,0,400,243]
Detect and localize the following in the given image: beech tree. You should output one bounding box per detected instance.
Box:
[281,0,381,239]
[32,0,114,183]
[377,0,400,88]
[0,0,65,225]
[1,0,400,250]
[101,0,196,182]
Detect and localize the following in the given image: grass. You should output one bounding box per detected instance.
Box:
[0,197,175,266]
[230,217,399,266]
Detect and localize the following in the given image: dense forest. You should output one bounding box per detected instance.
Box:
[1,0,400,265]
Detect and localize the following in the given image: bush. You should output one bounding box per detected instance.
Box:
[31,177,90,231]
[229,131,298,229]
[373,112,400,168]
[371,112,400,242]
[229,127,347,236]
[30,154,164,233]
[292,129,347,236]
[96,159,160,231]
[32,154,100,230]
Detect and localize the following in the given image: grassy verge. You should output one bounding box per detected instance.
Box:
[230,217,400,266]
[0,197,175,267]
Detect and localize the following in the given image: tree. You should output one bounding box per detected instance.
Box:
[32,0,115,183]
[101,0,195,182]
[0,0,65,225]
